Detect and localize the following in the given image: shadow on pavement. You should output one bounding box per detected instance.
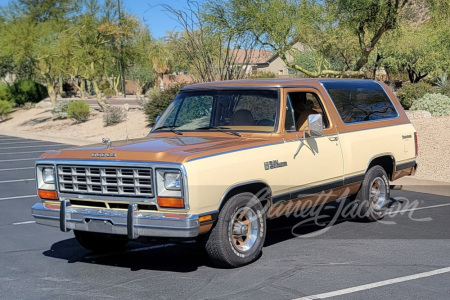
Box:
[43,194,448,271]
[43,237,213,272]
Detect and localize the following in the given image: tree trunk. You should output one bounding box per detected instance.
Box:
[59,77,64,96]
[113,75,120,96]
[92,81,107,111]
[372,53,382,80]
[80,80,86,99]
[46,79,57,105]
[159,73,165,90]
[279,52,364,78]
[407,65,427,83]
[135,84,142,98]
[87,80,92,95]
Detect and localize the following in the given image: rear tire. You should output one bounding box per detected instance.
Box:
[354,165,390,222]
[74,231,128,252]
[205,193,266,268]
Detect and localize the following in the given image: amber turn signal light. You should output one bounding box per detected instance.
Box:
[38,189,58,200]
[157,197,184,208]
[199,215,212,223]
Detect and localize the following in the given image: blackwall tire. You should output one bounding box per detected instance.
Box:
[354,165,390,222]
[205,193,266,268]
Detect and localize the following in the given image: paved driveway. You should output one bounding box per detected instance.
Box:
[0,134,449,299]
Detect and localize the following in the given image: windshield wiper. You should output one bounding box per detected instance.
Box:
[153,125,183,135]
[196,126,241,137]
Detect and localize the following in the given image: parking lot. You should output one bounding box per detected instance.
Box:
[0,134,449,299]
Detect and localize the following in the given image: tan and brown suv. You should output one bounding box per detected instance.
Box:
[32,79,417,267]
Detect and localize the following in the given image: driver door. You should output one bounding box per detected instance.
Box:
[274,88,344,205]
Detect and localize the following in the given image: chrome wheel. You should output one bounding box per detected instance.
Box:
[229,207,259,252]
[370,177,387,211]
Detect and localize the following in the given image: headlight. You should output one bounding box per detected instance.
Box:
[36,165,56,193]
[42,167,55,184]
[164,172,181,190]
[156,169,183,199]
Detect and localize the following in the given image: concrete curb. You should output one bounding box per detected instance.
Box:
[390,177,450,197]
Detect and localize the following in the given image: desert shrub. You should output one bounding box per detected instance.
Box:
[67,101,90,122]
[438,82,450,98]
[51,99,74,119]
[9,80,48,106]
[103,88,114,99]
[23,102,35,110]
[250,71,277,79]
[0,100,12,120]
[137,98,148,109]
[98,81,110,91]
[410,93,450,116]
[144,84,185,124]
[396,82,435,109]
[0,83,12,103]
[103,106,127,126]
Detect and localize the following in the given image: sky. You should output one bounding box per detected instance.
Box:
[0,0,196,39]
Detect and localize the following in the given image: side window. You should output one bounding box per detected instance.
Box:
[285,95,296,131]
[288,91,330,131]
[233,93,277,125]
[322,81,398,123]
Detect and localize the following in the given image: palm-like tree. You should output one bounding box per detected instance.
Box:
[151,43,171,90]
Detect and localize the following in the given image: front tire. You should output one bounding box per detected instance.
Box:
[205,193,266,268]
[354,165,390,222]
[74,231,128,252]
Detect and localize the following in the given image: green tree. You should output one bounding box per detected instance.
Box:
[151,41,171,90]
[164,2,258,82]
[0,0,77,103]
[12,0,77,23]
[204,0,448,77]
[126,26,156,97]
[378,2,450,82]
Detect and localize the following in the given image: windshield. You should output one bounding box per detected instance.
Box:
[153,90,279,133]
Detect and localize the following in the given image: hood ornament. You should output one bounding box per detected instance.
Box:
[102,138,112,148]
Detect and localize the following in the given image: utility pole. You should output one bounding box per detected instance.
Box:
[118,0,126,98]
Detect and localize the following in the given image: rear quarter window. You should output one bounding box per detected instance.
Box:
[322,81,398,123]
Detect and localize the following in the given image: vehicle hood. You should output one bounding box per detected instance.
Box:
[39,135,270,163]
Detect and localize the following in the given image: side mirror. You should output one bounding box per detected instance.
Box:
[155,115,161,123]
[305,114,323,137]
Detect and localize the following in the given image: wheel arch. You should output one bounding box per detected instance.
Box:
[365,154,396,180]
[218,180,272,212]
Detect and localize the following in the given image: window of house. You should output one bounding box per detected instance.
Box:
[322,80,398,123]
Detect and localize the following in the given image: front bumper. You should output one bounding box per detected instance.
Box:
[31,201,200,239]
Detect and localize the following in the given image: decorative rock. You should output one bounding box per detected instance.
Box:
[405,110,432,119]
[123,103,130,111]
[35,101,54,109]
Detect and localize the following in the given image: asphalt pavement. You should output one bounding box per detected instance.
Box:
[0,134,449,300]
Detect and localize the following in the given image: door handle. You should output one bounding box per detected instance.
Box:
[328,136,339,142]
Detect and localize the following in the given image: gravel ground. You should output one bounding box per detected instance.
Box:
[0,106,150,144]
[0,107,449,182]
[407,113,450,183]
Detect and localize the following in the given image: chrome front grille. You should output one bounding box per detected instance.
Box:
[57,165,153,197]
